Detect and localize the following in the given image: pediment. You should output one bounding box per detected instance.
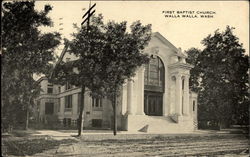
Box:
[152,32,179,53]
[144,32,186,57]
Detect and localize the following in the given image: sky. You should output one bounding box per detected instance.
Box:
[35,1,249,56]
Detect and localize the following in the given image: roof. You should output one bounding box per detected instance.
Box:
[152,32,187,58]
[152,32,179,52]
[57,43,69,66]
[50,43,69,79]
[36,76,48,83]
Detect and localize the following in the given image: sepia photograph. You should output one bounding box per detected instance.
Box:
[1,0,249,156]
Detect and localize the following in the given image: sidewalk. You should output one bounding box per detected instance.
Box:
[29,129,245,143]
[31,129,237,140]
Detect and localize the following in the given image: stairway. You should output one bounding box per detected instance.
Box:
[126,115,195,133]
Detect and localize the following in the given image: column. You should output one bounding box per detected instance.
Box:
[121,81,128,115]
[136,67,145,115]
[169,76,176,115]
[183,76,190,116]
[72,94,78,116]
[175,74,182,115]
[127,79,133,115]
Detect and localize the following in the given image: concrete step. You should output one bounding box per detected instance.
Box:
[146,116,193,133]
[127,115,195,133]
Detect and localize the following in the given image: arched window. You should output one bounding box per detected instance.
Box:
[144,56,165,92]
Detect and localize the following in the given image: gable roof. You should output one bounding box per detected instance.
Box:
[57,43,69,66]
[152,32,179,53]
[152,32,187,58]
[50,43,69,79]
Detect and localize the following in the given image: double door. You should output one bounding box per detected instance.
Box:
[144,92,163,116]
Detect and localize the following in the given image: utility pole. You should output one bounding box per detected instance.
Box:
[81,2,96,29]
[77,1,96,136]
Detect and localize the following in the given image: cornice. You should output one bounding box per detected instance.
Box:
[168,62,194,70]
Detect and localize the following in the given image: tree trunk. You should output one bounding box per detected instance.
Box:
[25,104,29,130]
[78,85,85,136]
[113,92,117,136]
[25,96,31,130]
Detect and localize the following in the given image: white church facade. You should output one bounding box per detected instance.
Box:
[35,32,198,133]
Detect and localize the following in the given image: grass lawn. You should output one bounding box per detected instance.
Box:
[2,130,77,156]
[2,130,249,157]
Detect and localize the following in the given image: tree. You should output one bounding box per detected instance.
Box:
[97,20,151,135]
[185,48,202,93]
[186,26,249,129]
[53,14,151,136]
[2,1,61,130]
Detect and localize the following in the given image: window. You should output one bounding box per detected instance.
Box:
[58,87,61,93]
[58,99,61,112]
[178,56,182,62]
[77,93,81,113]
[92,97,102,109]
[37,100,40,112]
[47,88,53,94]
[92,119,102,127]
[45,102,54,115]
[193,100,196,111]
[63,118,71,127]
[65,95,72,110]
[65,82,72,90]
[47,84,53,94]
[72,119,77,126]
[144,56,164,92]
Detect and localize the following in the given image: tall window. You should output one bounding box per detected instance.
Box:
[47,83,53,94]
[45,102,54,115]
[92,97,102,109]
[144,56,164,92]
[58,98,61,112]
[37,100,41,112]
[77,93,81,113]
[65,95,72,109]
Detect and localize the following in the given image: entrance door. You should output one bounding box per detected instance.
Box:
[144,92,163,116]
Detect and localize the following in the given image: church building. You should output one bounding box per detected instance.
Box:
[35,32,198,133]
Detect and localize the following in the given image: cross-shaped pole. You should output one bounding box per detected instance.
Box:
[78,2,96,136]
[81,2,96,31]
